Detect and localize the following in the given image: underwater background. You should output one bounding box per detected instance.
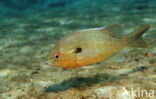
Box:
[0,0,156,99]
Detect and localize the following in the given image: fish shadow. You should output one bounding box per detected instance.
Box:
[44,73,126,92]
[44,66,144,92]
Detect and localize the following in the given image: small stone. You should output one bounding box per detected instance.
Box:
[121,81,126,86]
[0,69,10,77]
[134,58,139,62]
[31,71,39,75]
[8,44,14,48]
[146,52,152,57]
[140,66,147,70]
[109,65,116,69]
[143,69,147,73]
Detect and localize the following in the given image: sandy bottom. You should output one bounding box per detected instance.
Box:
[0,4,156,99]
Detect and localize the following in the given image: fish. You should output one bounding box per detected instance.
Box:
[46,24,150,69]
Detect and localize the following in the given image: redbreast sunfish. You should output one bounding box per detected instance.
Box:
[46,24,150,69]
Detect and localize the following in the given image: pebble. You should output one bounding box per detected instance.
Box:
[109,65,116,69]
[0,69,11,77]
[146,52,152,57]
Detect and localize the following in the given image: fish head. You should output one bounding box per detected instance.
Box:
[46,34,84,69]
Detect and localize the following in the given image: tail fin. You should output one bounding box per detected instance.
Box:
[125,24,150,48]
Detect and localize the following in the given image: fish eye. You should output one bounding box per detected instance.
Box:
[74,47,82,53]
[54,53,60,60]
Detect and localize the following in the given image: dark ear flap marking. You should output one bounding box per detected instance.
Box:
[73,47,82,53]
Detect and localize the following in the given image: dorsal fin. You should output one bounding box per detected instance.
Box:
[101,24,123,38]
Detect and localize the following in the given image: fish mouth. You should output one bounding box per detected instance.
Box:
[45,61,52,65]
[45,59,56,66]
